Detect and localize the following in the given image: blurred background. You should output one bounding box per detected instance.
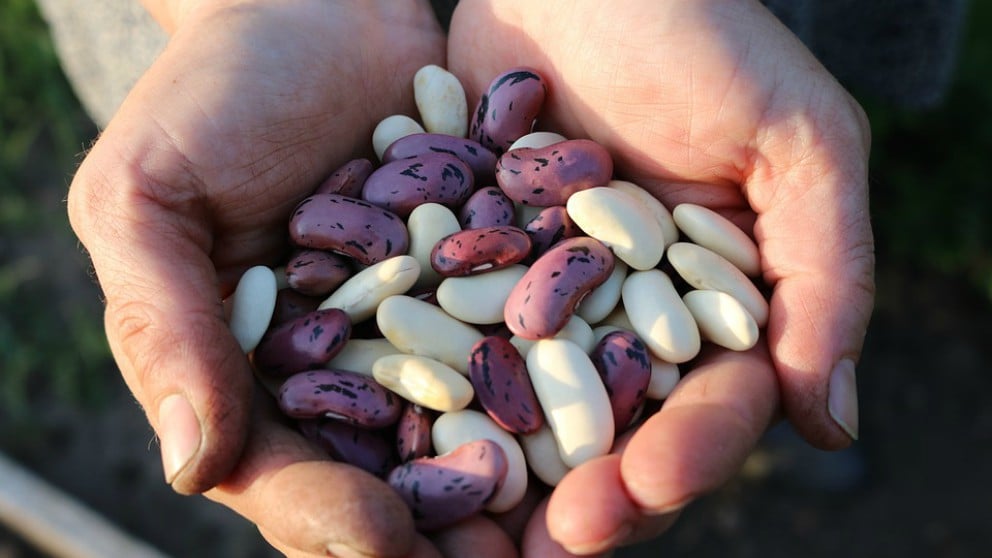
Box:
[1,0,990,556]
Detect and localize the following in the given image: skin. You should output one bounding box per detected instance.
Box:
[66,0,873,556]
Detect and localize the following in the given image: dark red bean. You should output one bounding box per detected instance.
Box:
[383,133,497,183]
[254,309,352,377]
[458,186,515,229]
[396,403,436,462]
[361,153,474,218]
[313,158,374,198]
[288,194,408,266]
[589,331,652,432]
[468,336,543,434]
[430,226,532,277]
[278,369,402,428]
[285,248,352,297]
[470,67,546,154]
[495,139,613,206]
[299,418,397,478]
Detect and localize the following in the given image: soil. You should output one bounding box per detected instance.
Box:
[2,135,991,558]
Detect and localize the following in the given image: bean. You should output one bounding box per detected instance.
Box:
[503,236,615,340]
[383,133,496,183]
[589,330,652,432]
[317,255,420,323]
[376,295,483,374]
[288,193,408,266]
[430,226,532,277]
[468,336,543,434]
[387,439,508,531]
[299,418,396,478]
[284,248,352,297]
[666,242,769,327]
[672,203,761,276]
[313,158,374,198]
[436,265,528,325]
[495,139,613,206]
[566,186,666,270]
[228,265,277,353]
[362,153,474,218]
[253,308,352,377]
[277,369,402,428]
[526,339,615,468]
[413,65,469,138]
[522,205,582,262]
[470,67,546,154]
[396,403,436,462]
[372,114,425,161]
[458,186,515,229]
[372,354,475,412]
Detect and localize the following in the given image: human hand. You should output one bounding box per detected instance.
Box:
[65,1,468,555]
[447,0,874,554]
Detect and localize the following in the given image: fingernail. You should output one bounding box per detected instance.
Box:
[158,393,202,484]
[828,359,859,440]
[563,523,633,556]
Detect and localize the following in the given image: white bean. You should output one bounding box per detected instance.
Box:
[673,203,761,276]
[228,265,277,353]
[622,269,701,363]
[376,295,483,374]
[317,255,420,323]
[432,410,528,513]
[414,65,468,138]
[372,354,474,412]
[527,339,614,468]
[372,114,425,161]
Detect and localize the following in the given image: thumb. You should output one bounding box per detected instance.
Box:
[750,92,874,449]
[68,137,253,495]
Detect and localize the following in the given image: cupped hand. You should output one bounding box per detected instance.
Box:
[66,1,461,555]
[448,0,874,554]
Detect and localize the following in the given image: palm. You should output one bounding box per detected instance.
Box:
[112,2,446,286]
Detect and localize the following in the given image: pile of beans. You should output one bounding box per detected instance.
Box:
[225,65,767,531]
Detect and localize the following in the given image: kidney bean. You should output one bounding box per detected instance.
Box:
[361,152,474,218]
[278,369,402,428]
[288,193,409,266]
[387,439,508,531]
[383,133,497,183]
[299,418,396,478]
[503,236,615,340]
[284,248,352,297]
[396,403,436,462]
[253,308,352,377]
[313,158,374,198]
[495,139,613,206]
[470,67,546,154]
[589,330,652,432]
[523,205,582,262]
[458,186,515,229]
[430,226,532,277]
[271,288,321,326]
[468,336,543,434]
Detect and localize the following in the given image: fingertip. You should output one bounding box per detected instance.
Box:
[430,516,517,558]
[522,499,611,558]
[546,455,635,555]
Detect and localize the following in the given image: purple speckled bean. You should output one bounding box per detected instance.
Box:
[396,403,436,462]
[361,153,473,218]
[299,418,396,478]
[495,139,613,206]
[271,289,321,326]
[430,226,532,277]
[382,133,497,183]
[288,194,408,266]
[589,330,652,432]
[503,237,615,340]
[470,67,546,154]
[458,186,515,230]
[468,336,543,434]
[253,308,352,377]
[523,205,582,262]
[285,248,352,297]
[387,439,508,531]
[313,158,374,198]
[278,369,402,428]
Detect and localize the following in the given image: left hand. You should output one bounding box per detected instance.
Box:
[447,0,874,554]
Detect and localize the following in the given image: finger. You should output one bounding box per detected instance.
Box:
[521,499,612,558]
[747,94,874,448]
[262,528,441,558]
[67,141,256,495]
[487,476,547,545]
[620,345,778,513]
[545,455,679,555]
[430,516,518,558]
[205,393,417,558]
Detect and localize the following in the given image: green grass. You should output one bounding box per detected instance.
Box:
[1,0,110,419]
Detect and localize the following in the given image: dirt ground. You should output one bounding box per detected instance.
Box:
[2,122,991,558]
